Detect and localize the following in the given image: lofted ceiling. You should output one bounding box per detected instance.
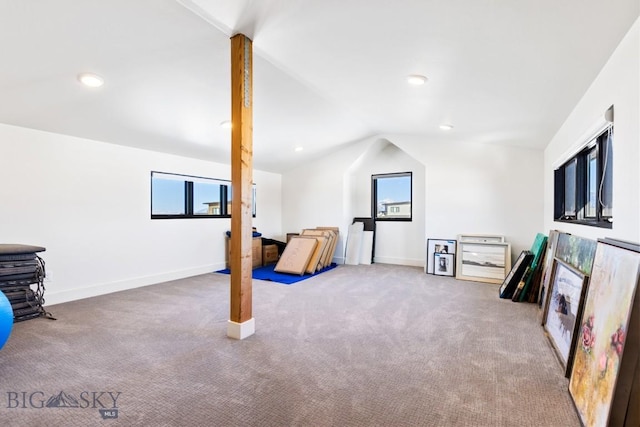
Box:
[0,1,637,173]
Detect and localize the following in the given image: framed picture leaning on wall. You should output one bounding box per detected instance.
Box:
[457,234,505,243]
[538,230,562,315]
[426,238,456,274]
[569,238,640,427]
[456,241,511,285]
[434,252,455,277]
[499,250,533,299]
[543,258,589,376]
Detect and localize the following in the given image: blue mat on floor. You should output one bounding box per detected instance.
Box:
[216,263,338,285]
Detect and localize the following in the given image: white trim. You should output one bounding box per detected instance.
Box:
[46,263,221,306]
[152,171,230,185]
[373,256,424,267]
[227,318,255,340]
[552,111,613,169]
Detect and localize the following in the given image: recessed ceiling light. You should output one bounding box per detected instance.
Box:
[77,72,104,88]
[407,74,427,85]
[294,146,303,152]
[439,124,454,131]
[220,120,232,129]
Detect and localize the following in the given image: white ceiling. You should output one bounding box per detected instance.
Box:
[0,1,637,173]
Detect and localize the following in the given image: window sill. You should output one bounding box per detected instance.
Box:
[555,218,613,229]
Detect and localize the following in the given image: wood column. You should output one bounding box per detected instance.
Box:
[228,33,254,338]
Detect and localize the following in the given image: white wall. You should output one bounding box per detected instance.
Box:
[543,18,640,243]
[348,140,425,266]
[282,134,542,267]
[282,137,380,263]
[386,135,544,259]
[0,124,282,305]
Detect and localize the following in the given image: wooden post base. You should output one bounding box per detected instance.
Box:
[227,318,255,340]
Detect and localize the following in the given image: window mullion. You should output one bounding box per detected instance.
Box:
[577,154,587,220]
[594,142,602,221]
[221,185,229,216]
[185,181,194,216]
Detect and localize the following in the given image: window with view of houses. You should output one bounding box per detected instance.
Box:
[151,171,255,219]
[372,172,412,221]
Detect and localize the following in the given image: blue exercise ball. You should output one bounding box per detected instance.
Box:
[0,291,13,350]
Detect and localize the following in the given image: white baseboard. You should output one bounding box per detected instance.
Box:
[45,263,221,306]
[372,256,424,267]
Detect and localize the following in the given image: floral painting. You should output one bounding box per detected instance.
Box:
[569,241,640,427]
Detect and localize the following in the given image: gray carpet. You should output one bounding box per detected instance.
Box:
[0,264,580,426]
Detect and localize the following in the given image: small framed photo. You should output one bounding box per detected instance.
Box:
[426,238,456,274]
[433,253,454,276]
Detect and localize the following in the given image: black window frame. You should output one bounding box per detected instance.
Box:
[151,171,256,219]
[371,172,413,222]
[554,127,612,229]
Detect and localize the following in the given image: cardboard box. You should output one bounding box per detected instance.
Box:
[226,236,262,269]
[262,244,279,265]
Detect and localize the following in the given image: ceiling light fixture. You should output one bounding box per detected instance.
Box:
[407,74,427,85]
[77,72,104,88]
[294,146,303,152]
[439,124,454,131]
[220,120,232,129]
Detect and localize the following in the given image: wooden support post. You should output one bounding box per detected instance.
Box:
[228,33,254,340]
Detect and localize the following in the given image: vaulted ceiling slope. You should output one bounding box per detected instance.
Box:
[0,1,637,172]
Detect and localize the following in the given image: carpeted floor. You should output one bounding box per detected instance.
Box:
[0,264,580,426]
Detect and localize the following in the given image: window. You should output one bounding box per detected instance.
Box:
[554,126,612,228]
[151,171,255,219]
[564,158,577,217]
[372,172,412,221]
[151,176,186,215]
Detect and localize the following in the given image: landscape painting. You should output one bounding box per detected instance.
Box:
[569,240,640,427]
[456,242,511,284]
[555,233,597,276]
